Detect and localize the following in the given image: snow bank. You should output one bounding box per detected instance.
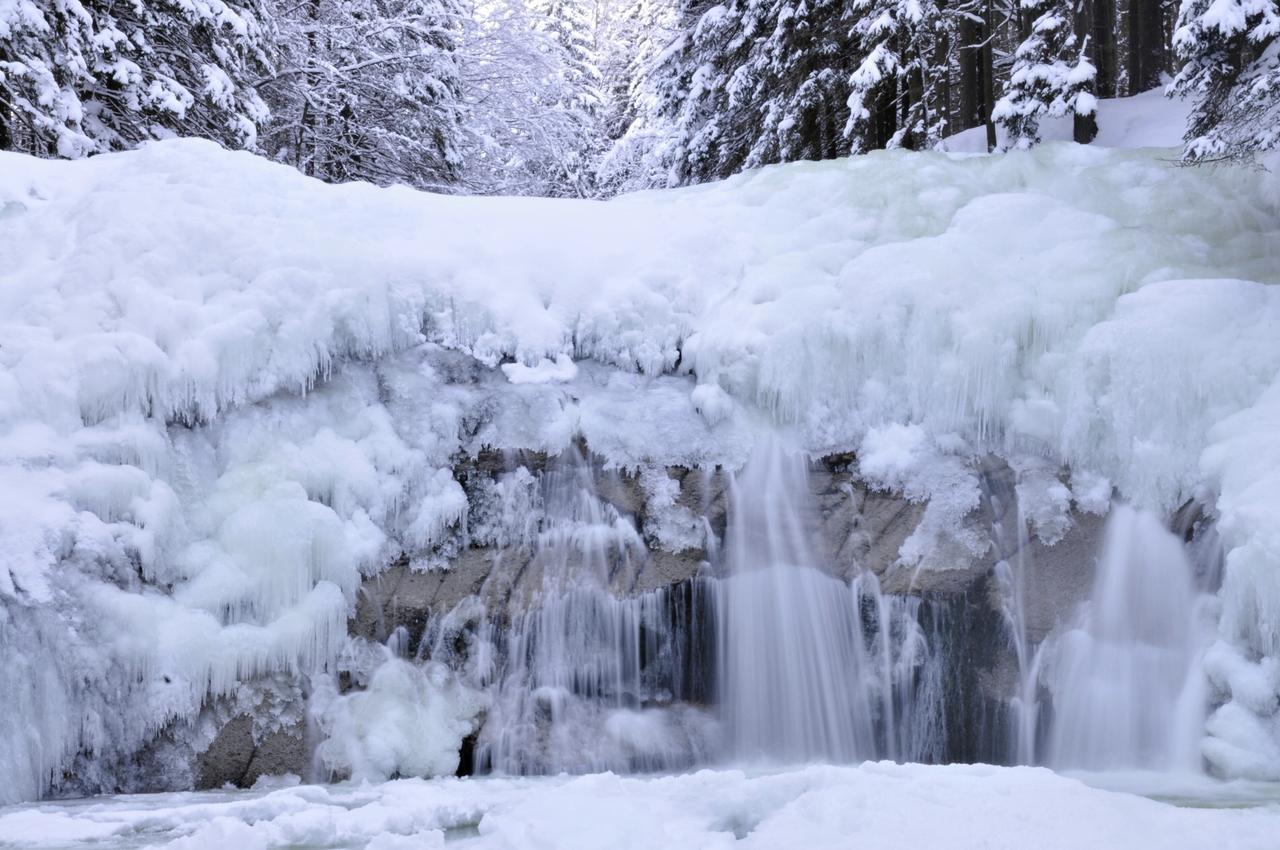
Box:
[1,763,1278,850]
[0,123,1278,798]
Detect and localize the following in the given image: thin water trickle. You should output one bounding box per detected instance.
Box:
[993,510,1045,766]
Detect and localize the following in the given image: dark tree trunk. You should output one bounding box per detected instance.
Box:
[983,0,997,150]
[958,13,982,131]
[875,75,898,150]
[1091,0,1117,96]
[933,29,951,138]
[1139,0,1167,90]
[1073,0,1099,143]
[1125,0,1165,94]
[905,63,924,149]
[298,0,323,176]
[0,46,14,151]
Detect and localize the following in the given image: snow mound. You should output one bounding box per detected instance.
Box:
[0,136,1278,799]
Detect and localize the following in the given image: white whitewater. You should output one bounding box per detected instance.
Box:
[1045,504,1211,771]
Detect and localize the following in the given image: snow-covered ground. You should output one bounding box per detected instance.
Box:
[1,87,1279,802]
[1,764,1278,850]
[943,87,1192,151]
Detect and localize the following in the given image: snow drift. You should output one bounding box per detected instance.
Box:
[0,135,1278,801]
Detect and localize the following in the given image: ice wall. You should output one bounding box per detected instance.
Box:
[1,139,1279,799]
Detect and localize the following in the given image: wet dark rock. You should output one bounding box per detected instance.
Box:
[196,716,307,789]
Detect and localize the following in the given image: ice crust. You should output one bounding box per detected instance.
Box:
[0,124,1278,800]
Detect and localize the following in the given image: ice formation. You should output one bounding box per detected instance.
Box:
[313,647,485,782]
[1,118,1279,802]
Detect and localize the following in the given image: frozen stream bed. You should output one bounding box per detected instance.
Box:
[2,764,1279,850]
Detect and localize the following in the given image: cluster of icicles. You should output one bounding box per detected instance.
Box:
[330,439,1219,779]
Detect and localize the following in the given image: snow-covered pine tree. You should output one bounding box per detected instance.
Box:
[447,0,592,195]
[844,0,955,153]
[0,0,270,157]
[653,0,742,182]
[606,0,861,188]
[597,0,677,141]
[534,0,605,113]
[992,0,1097,149]
[1170,0,1280,161]
[592,0,688,192]
[0,1,94,155]
[526,0,607,195]
[261,0,467,190]
[738,0,860,168]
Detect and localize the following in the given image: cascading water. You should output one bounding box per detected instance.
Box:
[473,584,715,773]
[411,439,958,774]
[851,570,949,763]
[716,439,945,764]
[462,450,716,774]
[342,444,1231,781]
[717,441,875,761]
[1044,505,1213,772]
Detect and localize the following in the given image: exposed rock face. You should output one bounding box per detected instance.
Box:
[358,445,1102,633]
[354,550,495,646]
[975,457,1100,645]
[197,716,308,790]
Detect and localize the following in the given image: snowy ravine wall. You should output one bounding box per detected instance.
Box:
[1,140,1279,803]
